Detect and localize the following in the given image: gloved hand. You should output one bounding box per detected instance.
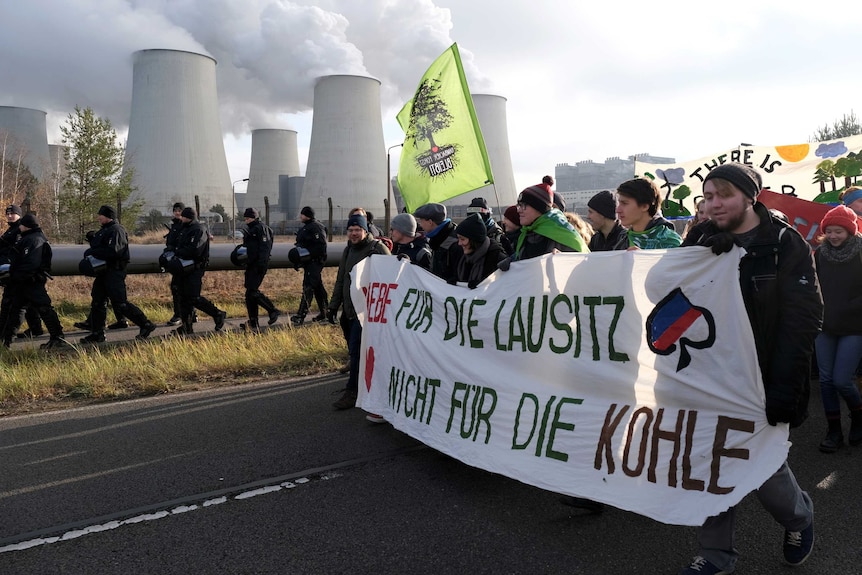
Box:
[497,257,512,272]
[467,280,479,289]
[326,308,338,324]
[396,253,410,261]
[703,232,738,255]
[85,230,96,242]
[765,396,796,426]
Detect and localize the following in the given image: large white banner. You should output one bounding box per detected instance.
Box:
[636,133,862,216]
[349,249,789,526]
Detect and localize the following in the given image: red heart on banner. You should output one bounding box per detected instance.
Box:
[364,346,375,392]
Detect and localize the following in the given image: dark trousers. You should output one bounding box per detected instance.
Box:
[169,273,182,318]
[297,261,328,317]
[89,269,148,332]
[244,267,277,321]
[178,268,222,331]
[346,317,362,393]
[1,280,63,341]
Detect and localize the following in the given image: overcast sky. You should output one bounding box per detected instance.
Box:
[1,0,858,194]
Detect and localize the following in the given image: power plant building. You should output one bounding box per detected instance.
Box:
[244,129,300,221]
[460,94,517,213]
[124,49,231,216]
[300,75,386,223]
[0,106,50,182]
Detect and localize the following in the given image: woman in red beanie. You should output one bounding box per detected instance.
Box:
[813,204,862,452]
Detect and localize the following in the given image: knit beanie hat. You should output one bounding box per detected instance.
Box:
[517,183,553,213]
[347,214,369,232]
[455,214,487,243]
[390,213,417,237]
[181,207,196,220]
[414,203,447,224]
[503,205,520,226]
[98,205,116,219]
[19,214,39,229]
[821,205,859,236]
[842,187,862,208]
[301,206,315,219]
[553,192,566,212]
[703,163,761,201]
[467,197,490,215]
[588,190,617,220]
[5,205,22,216]
[172,202,185,211]
[243,207,258,219]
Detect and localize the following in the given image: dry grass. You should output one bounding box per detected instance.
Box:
[0,257,345,415]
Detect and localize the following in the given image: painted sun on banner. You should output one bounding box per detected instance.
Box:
[396,43,494,212]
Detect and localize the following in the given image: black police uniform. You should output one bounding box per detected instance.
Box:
[242,218,279,326]
[173,217,226,333]
[293,216,329,321]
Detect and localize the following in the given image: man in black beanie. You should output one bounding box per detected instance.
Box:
[81,205,157,343]
[291,206,328,326]
[170,207,227,335]
[240,207,280,329]
[586,190,627,251]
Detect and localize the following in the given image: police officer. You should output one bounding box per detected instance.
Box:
[0,205,46,338]
[163,201,186,326]
[172,207,227,335]
[291,206,329,326]
[81,205,156,343]
[1,214,70,349]
[240,207,280,328]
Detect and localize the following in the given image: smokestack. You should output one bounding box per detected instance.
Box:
[468,94,517,210]
[124,49,231,215]
[245,129,300,221]
[0,106,50,182]
[301,75,386,221]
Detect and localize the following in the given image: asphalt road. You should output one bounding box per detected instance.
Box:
[0,370,860,574]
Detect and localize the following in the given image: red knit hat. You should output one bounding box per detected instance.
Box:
[821,205,859,236]
[518,183,553,213]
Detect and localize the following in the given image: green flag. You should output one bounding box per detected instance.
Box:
[396,43,494,212]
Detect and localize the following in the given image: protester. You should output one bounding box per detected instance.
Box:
[240,207,280,329]
[414,202,462,283]
[80,205,157,343]
[841,186,862,216]
[453,213,505,288]
[615,178,682,249]
[328,214,391,413]
[365,210,384,238]
[0,215,71,349]
[390,213,431,270]
[467,197,511,255]
[683,198,709,238]
[812,204,862,452]
[586,190,627,251]
[502,205,521,250]
[498,181,588,271]
[564,212,593,245]
[290,206,328,326]
[679,162,821,574]
[171,207,227,335]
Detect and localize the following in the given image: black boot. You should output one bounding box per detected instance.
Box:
[819,417,844,453]
[849,410,862,446]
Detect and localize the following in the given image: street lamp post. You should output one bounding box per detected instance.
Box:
[386,143,403,233]
[231,178,249,242]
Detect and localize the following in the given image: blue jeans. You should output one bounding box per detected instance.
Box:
[815,332,862,414]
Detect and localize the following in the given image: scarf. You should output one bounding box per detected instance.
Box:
[515,209,588,254]
[818,234,862,264]
[425,218,452,239]
[457,237,491,284]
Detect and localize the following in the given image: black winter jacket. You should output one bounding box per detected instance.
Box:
[295,218,328,261]
[175,220,210,266]
[243,219,274,268]
[10,227,50,283]
[85,220,130,269]
[683,202,822,427]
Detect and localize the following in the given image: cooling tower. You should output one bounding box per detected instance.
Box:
[0,106,50,181]
[245,129,300,221]
[463,94,517,211]
[300,75,386,221]
[124,49,231,215]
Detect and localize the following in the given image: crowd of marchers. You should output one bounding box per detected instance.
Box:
[2,163,860,573]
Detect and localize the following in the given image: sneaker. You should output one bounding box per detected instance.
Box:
[166,316,182,327]
[267,309,281,326]
[311,313,327,323]
[332,389,357,410]
[213,311,227,331]
[40,337,73,350]
[783,522,814,566]
[366,413,386,424]
[290,314,305,326]
[136,322,156,340]
[107,320,129,330]
[73,321,91,331]
[16,328,45,339]
[80,332,106,344]
[559,496,605,513]
[678,556,730,575]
